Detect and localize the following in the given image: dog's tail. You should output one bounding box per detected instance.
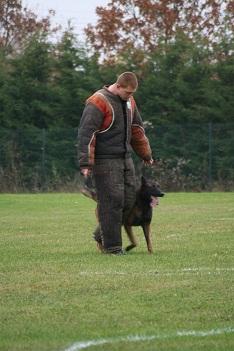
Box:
[82,187,97,202]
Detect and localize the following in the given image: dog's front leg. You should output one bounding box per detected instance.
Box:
[124,224,137,251]
[142,223,154,253]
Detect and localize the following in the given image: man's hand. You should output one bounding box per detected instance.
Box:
[144,159,154,167]
[81,168,91,179]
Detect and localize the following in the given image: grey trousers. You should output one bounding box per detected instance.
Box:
[92,157,136,253]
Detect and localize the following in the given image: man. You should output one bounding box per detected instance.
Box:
[78,72,153,255]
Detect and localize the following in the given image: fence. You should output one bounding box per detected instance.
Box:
[0,123,233,193]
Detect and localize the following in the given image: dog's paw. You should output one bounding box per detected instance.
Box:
[96,242,105,253]
[125,244,137,251]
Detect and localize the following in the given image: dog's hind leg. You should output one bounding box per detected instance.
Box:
[142,223,154,253]
[124,224,137,251]
[96,242,105,253]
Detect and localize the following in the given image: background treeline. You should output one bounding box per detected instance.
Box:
[0,0,233,128]
[0,31,233,128]
[0,0,233,192]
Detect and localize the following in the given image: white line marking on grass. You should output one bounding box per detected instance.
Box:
[61,327,234,351]
[196,218,234,221]
[79,267,234,276]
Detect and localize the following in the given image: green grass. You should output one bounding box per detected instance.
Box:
[0,192,233,351]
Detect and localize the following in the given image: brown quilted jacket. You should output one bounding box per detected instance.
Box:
[78,86,152,169]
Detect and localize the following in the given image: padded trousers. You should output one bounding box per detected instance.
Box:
[92,157,136,253]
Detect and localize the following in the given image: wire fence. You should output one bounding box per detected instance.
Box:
[0,123,233,193]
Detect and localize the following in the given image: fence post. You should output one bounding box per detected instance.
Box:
[41,128,46,191]
[208,123,212,191]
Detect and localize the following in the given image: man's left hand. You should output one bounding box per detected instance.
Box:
[144,159,154,167]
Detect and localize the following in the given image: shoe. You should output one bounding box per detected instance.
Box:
[109,249,126,255]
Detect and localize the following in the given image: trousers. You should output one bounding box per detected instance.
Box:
[92,157,136,253]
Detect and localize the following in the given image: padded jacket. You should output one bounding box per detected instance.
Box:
[78,86,152,169]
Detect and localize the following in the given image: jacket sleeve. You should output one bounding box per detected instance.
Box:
[130,104,152,161]
[77,102,104,169]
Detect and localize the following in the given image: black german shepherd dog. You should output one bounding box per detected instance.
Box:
[82,176,164,253]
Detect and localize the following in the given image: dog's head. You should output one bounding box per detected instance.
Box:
[140,176,164,207]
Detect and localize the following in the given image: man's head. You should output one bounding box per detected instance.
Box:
[115,72,138,100]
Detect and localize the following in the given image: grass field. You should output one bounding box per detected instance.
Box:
[0,192,233,351]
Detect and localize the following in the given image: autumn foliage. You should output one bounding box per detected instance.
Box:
[85,0,234,59]
[0,0,59,53]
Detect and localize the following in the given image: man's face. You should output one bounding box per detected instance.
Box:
[117,84,137,100]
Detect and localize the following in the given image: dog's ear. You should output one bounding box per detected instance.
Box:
[141,176,147,184]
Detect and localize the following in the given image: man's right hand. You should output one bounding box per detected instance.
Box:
[81,168,91,179]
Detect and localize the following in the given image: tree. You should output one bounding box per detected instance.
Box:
[0,0,59,54]
[134,35,234,125]
[50,26,102,127]
[0,25,115,129]
[0,34,56,128]
[85,0,234,62]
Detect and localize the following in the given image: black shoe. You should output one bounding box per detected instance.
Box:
[109,249,126,255]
